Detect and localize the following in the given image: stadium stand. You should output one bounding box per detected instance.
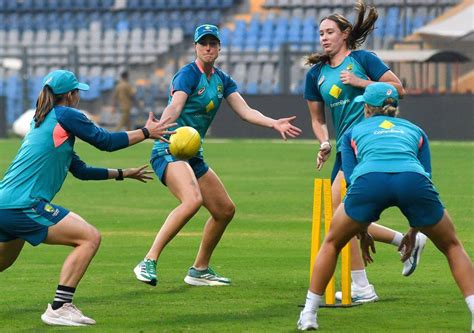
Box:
[0,0,467,126]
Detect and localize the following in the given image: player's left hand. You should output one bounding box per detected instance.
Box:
[398,228,418,262]
[273,116,302,140]
[358,230,376,266]
[124,165,154,183]
[340,70,362,87]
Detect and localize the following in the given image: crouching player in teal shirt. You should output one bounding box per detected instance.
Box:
[133,24,302,287]
[0,70,174,327]
[297,83,474,331]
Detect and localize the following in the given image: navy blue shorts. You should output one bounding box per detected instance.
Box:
[151,153,209,186]
[0,200,69,246]
[344,172,445,228]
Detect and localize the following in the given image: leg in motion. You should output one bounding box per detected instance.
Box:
[184,168,235,286]
[41,212,101,326]
[298,204,368,330]
[135,161,202,286]
[420,211,474,331]
[333,172,378,303]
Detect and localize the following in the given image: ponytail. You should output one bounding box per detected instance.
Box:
[34,86,65,127]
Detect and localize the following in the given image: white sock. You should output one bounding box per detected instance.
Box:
[352,269,370,289]
[466,295,474,314]
[303,290,323,313]
[390,232,404,247]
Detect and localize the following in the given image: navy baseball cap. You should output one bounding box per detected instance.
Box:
[194,24,220,43]
[42,70,89,95]
[354,82,399,107]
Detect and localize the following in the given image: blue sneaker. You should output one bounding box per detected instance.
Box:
[184,267,231,286]
[134,259,157,286]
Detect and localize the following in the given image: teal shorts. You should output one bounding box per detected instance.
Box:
[0,200,69,246]
[150,151,209,186]
[344,172,444,228]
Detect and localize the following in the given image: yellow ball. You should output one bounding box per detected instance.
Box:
[169,126,201,160]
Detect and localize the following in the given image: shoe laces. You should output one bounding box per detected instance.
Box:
[206,267,218,276]
[144,259,157,274]
[62,303,83,316]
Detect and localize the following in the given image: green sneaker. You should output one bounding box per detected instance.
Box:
[134,259,157,286]
[184,266,231,286]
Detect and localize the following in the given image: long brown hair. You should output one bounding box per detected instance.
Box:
[34,87,78,127]
[306,0,378,66]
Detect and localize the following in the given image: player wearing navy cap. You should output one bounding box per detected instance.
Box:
[297,82,474,331]
[0,70,174,326]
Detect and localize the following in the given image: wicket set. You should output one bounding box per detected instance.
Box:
[310,178,353,307]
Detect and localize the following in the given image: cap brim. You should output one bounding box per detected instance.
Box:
[77,82,90,91]
[195,33,220,42]
[354,95,365,103]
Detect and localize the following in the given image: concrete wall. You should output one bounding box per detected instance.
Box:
[212,94,474,141]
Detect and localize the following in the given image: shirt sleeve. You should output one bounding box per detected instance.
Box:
[216,69,238,98]
[417,130,432,178]
[352,50,390,81]
[341,129,358,185]
[170,66,200,96]
[304,65,323,101]
[56,107,129,152]
[69,152,109,180]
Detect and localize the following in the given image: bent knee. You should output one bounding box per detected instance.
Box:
[214,202,236,222]
[82,227,101,251]
[182,194,204,213]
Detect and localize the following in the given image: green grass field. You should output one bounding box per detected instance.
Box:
[0,138,473,332]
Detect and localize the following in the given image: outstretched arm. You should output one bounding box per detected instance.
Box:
[226,92,301,140]
[69,153,153,183]
[57,108,175,151]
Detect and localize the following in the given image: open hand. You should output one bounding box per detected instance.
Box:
[145,112,176,142]
[124,165,154,183]
[398,228,418,262]
[358,230,376,266]
[273,116,302,140]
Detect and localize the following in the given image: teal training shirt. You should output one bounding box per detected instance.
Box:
[304,50,389,152]
[153,61,238,157]
[0,106,129,209]
[340,115,432,186]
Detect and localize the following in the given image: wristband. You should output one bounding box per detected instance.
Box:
[115,168,124,181]
[141,127,150,139]
[320,141,331,149]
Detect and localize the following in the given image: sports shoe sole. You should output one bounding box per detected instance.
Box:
[297,322,318,331]
[335,292,379,303]
[41,314,87,327]
[352,294,379,303]
[133,265,157,286]
[184,276,230,286]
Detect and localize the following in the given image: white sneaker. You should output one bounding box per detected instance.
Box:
[402,233,428,276]
[335,284,379,303]
[297,310,318,331]
[41,303,96,326]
